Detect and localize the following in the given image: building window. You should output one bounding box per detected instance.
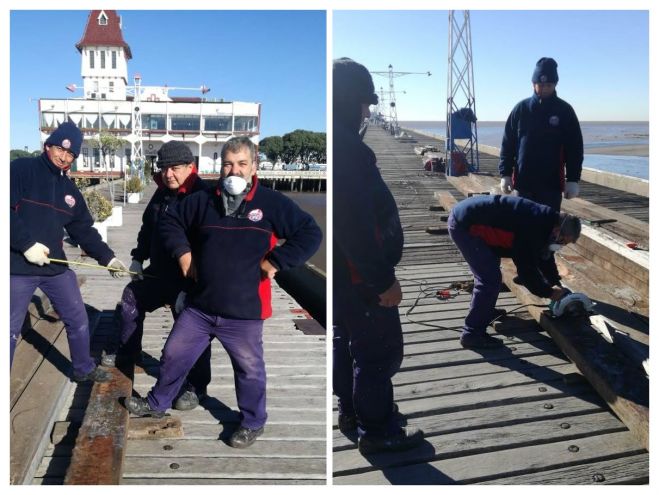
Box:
[90,51,95,69]
[125,148,132,165]
[111,51,117,69]
[101,51,105,69]
[92,148,101,168]
[171,115,200,132]
[142,114,166,131]
[99,13,108,25]
[234,116,259,132]
[204,116,232,132]
[109,82,114,93]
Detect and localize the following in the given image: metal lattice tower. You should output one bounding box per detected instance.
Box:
[130,73,145,180]
[446,10,479,174]
[372,65,431,137]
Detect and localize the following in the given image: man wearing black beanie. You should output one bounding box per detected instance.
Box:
[499,57,584,210]
[333,57,424,455]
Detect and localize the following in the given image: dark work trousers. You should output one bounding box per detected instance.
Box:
[448,214,502,337]
[333,289,404,439]
[10,270,95,376]
[120,276,211,395]
[146,306,266,429]
[516,188,562,211]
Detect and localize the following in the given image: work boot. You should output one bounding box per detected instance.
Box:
[460,332,504,349]
[338,403,401,433]
[174,390,200,411]
[358,427,424,455]
[73,366,112,383]
[229,426,265,448]
[125,397,165,418]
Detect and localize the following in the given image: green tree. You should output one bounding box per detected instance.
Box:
[259,136,284,162]
[10,149,40,161]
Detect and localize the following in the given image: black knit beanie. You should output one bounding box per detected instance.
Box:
[532,57,559,84]
[45,121,83,158]
[157,141,194,168]
[333,58,379,106]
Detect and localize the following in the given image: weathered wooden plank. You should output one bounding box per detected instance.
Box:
[64,364,133,485]
[333,431,644,484]
[128,417,183,439]
[500,259,648,451]
[126,438,325,457]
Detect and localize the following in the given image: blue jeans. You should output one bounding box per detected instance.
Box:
[147,307,266,429]
[10,270,95,376]
[448,214,502,337]
[333,287,404,438]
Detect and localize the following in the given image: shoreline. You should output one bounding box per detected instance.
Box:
[585,145,648,157]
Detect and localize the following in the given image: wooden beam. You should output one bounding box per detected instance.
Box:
[64,365,133,485]
[500,259,649,451]
[128,416,183,440]
[433,190,458,212]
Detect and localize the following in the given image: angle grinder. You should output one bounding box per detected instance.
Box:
[549,291,594,318]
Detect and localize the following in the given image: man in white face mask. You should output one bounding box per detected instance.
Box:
[448,194,580,349]
[124,137,322,450]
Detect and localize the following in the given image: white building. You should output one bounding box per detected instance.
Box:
[39,10,261,175]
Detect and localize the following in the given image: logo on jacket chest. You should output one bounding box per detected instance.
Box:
[64,194,76,208]
[549,115,560,127]
[247,208,263,222]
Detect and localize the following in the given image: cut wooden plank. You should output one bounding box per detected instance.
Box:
[434,191,458,212]
[64,364,133,484]
[500,259,649,451]
[128,417,184,440]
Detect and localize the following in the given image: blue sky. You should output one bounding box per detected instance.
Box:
[333,10,649,122]
[9,10,326,151]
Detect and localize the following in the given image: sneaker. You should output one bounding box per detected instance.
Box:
[174,390,200,411]
[460,332,504,349]
[73,366,112,383]
[229,426,265,448]
[125,396,165,418]
[358,427,424,455]
[101,351,116,367]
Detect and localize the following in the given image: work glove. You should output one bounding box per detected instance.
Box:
[500,176,513,194]
[107,257,128,278]
[564,181,579,199]
[175,291,187,315]
[24,242,50,266]
[129,259,144,281]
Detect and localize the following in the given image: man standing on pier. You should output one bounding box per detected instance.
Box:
[124,136,322,449]
[499,57,584,211]
[10,121,127,382]
[332,57,424,455]
[448,194,579,348]
[104,141,211,411]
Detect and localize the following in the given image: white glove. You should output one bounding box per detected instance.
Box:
[24,242,50,266]
[564,181,579,199]
[129,259,144,281]
[175,291,187,314]
[107,257,128,278]
[500,176,513,194]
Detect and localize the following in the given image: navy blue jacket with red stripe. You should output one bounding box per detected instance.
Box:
[131,173,207,283]
[499,91,583,192]
[10,153,115,276]
[159,176,322,320]
[333,123,404,308]
[450,195,561,298]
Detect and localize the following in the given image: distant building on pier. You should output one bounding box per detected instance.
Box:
[38,10,261,175]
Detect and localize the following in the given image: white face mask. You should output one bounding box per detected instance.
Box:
[548,243,564,252]
[223,175,247,195]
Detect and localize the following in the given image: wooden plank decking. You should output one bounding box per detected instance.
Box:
[332,125,649,485]
[22,182,326,485]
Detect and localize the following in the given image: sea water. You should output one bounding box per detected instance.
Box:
[402,121,649,180]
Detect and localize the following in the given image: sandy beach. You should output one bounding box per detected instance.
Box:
[586,144,648,157]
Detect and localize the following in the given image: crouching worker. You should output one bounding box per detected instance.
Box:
[103,141,211,411]
[448,194,580,349]
[124,137,322,449]
[10,121,127,382]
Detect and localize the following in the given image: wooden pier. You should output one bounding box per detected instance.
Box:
[11,182,326,485]
[332,125,649,485]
